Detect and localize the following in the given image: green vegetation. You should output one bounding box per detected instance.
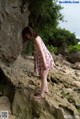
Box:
[48,28,78,54]
[53,28,77,46]
[68,44,80,53]
[47,45,58,54]
[22,40,34,55]
[23,0,79,55]
[29,0,63,40]
[24,0,63,54]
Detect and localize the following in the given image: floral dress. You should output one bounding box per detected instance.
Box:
[34,36,55,76]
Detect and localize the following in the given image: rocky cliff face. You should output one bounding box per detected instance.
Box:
[0,0,29,63]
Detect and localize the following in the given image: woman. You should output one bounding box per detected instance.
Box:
[22,26,55,99]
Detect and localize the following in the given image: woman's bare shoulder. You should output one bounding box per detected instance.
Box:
[36,36,42,40]
[35,36,42,43]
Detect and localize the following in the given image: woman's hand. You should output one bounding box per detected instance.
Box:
[44,63,48,70]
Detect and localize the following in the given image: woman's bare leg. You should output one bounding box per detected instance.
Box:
[34,69,49,99]
[40,70,49,97]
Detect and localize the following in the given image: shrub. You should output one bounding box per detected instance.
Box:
[47,45,58,54]
[22,41,33,55]
[68,44,80,53]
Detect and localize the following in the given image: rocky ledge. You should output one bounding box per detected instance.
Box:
[0,55,80,119]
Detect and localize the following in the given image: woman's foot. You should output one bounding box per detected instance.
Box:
[34,95,45,100]
[45,88,48,93]
[37,88,48,93]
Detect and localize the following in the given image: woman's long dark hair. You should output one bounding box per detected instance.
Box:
[22,26,38,43]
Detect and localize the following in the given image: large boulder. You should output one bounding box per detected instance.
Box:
[0,0,29,63]
[68,51,80,63]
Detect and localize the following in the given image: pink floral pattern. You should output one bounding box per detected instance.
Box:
[34,37,55,76]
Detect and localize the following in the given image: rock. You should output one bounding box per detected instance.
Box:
[73,81,80,87]
[0,0,29,63]
[0,96,16,119]
[0,55,80,119]
[75,71,80,77]
[9,114,16,119]
[72,62,80,70]
[68,51,80,63]
[12,89,80,119]
[0,96,11,112]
